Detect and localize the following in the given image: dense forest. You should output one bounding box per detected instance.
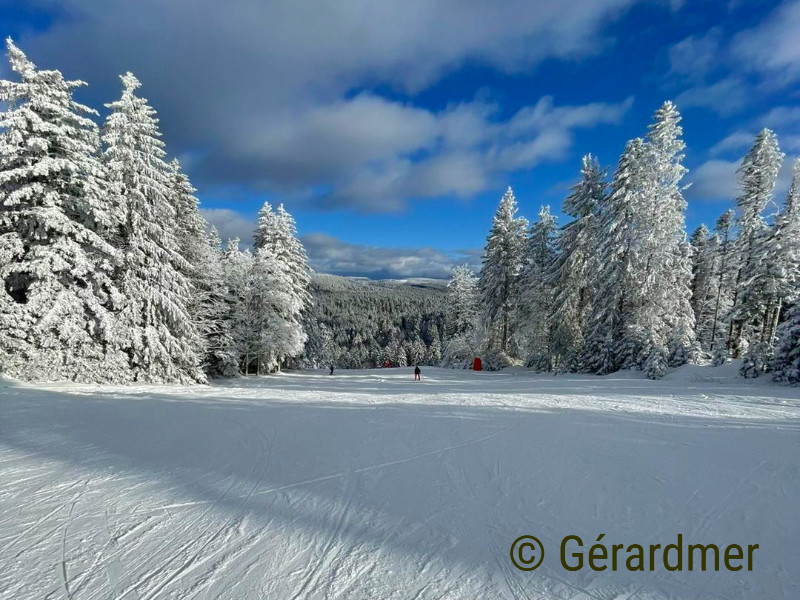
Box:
[2,39,799,384]
[300,275,447,369]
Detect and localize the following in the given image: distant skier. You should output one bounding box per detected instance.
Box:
[414,365,421,381]
[330,365,335,375]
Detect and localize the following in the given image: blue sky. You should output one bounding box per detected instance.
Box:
[3,0,799,278]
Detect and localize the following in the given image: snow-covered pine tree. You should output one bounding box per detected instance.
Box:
[742,156,800,378]
[709,209,735,359]
[247,244,305,373]
[250,201,309,370]
[103,72,204,383]
[765,158,800,339]
[582,139,646,374]
[222,238,253,373]
[198,227,239,377]
[727,129,784,361]
[772,290,800,383]
[425,323,442,365]
[779,159,800,283]
[517,205,558,370]
[254,202,312,314]
[0,39,125,382]
[632,101,696,373]
[549,155,605,372]
[447,265,478,337]
[690,224,719,350]
[478,187,528,355]
[443,265,479,366]
[168,160,236,377]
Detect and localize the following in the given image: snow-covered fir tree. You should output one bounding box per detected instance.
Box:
[447,265,478,337]
[582,138,646,375]
[517,205,558,370]
[0,39,125,382]
[631,101,696,373]
[169,160,237,377]
[690,224,719,350]
[708,209,735,359]
[254,202,312,317]
[221,238,253,373]
[247,245,305,373]
[549,155,605,372]
[772,291,800,383]
[442,265,479,366]
[103,72,204,383]
[727,129,784,364]
[247,201,310,370]
[478,187,528,356]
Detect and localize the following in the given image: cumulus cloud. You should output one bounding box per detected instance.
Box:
[302,233,479,279]
[16,0,645,211]
[314,95,633,212]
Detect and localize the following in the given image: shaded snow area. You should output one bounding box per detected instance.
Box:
[1,365,799,599]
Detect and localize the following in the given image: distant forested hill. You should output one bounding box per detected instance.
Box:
[300,274,448,368]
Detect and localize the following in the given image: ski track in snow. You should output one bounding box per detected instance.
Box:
[1,363,799,599]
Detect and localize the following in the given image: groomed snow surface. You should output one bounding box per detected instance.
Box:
[1,364,799,599]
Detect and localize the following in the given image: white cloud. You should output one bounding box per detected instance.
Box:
[708,131,754,156]
[309,95,634,211]
[302,233,479,279]
[688,153,799,204]
[675,77,748,116]
[18,0,645,211]
[733,0,800,87]
[668,28,722,82]
[687,159,741,202]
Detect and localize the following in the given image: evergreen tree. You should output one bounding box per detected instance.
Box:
[254,202,312,314]
[198,227,238,377]
[583,139,645,374]
[168,160,236,377]
[478,187,528,354]
[447,265,478,336]
[0,39,124,382]
[250,202,310,370]
[728,129,784,359]
[549,155,605,371]
[709,210,735,358]
[222,238,253,373]
[690,224,718,349]
[773,291,800,383]
[632,101,695,372]
[248,245,305,373]
[517,205,558,370]
[103,72,204,383]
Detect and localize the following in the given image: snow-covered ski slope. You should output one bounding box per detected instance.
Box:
[1,364,798,599]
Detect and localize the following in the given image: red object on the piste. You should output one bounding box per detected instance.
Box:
[473,357,482,371]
